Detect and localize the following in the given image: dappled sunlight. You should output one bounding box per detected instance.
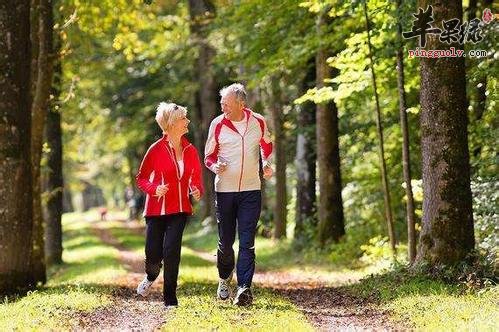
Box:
[388,288,499,331]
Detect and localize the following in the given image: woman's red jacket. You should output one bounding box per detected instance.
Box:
[136,135,204,217]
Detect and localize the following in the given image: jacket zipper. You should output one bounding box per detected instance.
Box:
[238,136,245,191]
[178,145,190,213]
[166,141,191,213]
[238,116,249,192]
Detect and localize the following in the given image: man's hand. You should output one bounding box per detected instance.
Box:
[214,161,227,174]
[155,184,169,198]
[263,165,273,180]
[190,186,201,201]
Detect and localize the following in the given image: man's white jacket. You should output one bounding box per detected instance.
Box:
[204,108,273,192]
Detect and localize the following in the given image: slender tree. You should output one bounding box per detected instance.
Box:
[43,46,63,265]
[316,8,345,246]
[270,78,287,239]
[0,0,35,293]
[363,0,396,253]
[188,0,217,223]
[396,0,416,263]
[467,0,492,158]
[416,0,474,265]
[30,0,55,284]
[295,59,317,241]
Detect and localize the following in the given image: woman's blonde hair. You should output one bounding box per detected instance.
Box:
[155,102,187,132]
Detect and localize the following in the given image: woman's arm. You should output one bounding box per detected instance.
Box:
[135,146,159,196]
[191,147,204,197]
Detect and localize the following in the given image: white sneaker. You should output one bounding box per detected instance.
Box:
[217,272,233,300]
[165,304,178,310]
[137,276,154,297]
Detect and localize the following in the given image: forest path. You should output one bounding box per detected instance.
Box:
[74,219,404,331]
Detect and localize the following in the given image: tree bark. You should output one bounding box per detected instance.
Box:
[396,0,417,263]
[43,50,63,266]
[0,0,35,293]
[316,10,345,246]
[416,0,475,265]
[188,0,217,223]
[363,1,396,253]
[30,0,54,284]
[270,78,287,239]
[294,59,317,241]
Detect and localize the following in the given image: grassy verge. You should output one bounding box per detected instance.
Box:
[0,211,125,330]
[105,220,314,331]
[343,268,499,331]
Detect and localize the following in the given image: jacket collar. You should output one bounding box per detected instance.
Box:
[222,108,251,133]
[162,134,191,150]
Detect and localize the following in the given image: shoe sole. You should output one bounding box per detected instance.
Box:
[234,292,253,306]
[137,291,148,297]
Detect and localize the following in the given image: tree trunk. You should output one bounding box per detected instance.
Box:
[0,0,35,293]
[30,0,54,284]
[396,0,417,263]
[416,0,475,265]
[270,78,287,239]
[295,59,317,241]
[43,50,63,266]
[63,187,74,212]
[316,10,345,246]
[188,0,217,223]
[363,1,396,253]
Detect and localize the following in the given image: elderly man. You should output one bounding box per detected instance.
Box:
[204,83,273,306]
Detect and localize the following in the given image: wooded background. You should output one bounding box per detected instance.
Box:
[0,0,497,293]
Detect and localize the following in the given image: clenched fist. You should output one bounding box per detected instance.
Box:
[155,184,169,197]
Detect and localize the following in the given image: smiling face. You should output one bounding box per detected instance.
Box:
[170,114,190,136]
[221,93,244,121]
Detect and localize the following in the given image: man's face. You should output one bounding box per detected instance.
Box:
[220,93,240,118]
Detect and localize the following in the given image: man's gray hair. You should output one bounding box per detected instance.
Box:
[220,83,247,104]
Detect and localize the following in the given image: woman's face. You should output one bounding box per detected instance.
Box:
[170,114,190,136]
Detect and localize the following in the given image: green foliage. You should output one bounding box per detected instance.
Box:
[57,0,497,273]
[471,178,498,261]
[60,0,196,205]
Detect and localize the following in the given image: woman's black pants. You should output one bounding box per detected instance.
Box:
[144,213,186,305]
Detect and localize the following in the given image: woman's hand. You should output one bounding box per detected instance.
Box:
[155,184,169,198]
[190,186,201,201]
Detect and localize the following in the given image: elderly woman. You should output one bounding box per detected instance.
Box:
[135,102,203,308]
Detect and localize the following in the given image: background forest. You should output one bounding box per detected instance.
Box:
[1,0,497,330]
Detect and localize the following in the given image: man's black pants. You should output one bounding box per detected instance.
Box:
[216,190,261,287]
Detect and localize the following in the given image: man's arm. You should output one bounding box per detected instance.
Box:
[259,116,273,167]
[204,120,219,173]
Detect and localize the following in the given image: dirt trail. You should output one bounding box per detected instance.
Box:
[77,220,405,331]
[189,246,404,331]
[73,221,167,331]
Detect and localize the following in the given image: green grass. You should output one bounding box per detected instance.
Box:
[107,219,314,331]
[344,269,499,331]
[0,211,125,330]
